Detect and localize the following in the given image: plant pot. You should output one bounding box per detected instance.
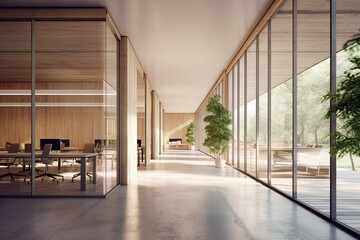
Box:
[214,158,225,168]
[190,145,195,150]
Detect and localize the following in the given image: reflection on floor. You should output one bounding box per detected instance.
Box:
[0,150,357,239]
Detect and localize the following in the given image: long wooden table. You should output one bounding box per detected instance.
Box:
[0,152,97,191]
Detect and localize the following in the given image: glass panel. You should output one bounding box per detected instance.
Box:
[233,64,238,168]
[247,43,256,176]
[297,0,330,215]
[239,57,245,171]
[0,21,31,195]
[35,21,108,196]
[270,0,293,195]
[104,24,118,192]
[259,26,269,182]
[336,0,360,231]
[228,71,233,165]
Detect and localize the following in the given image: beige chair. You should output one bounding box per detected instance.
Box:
[0,143,26,181]
[19,143,44,175]
[71,143,94,182]
[35,144,64,183]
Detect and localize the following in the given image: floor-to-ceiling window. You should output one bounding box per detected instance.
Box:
[258,26,269,182]
[195,0,360,235]
[228,70,233,165]
[238,57,245,171]
[246,44,257,176]
[270,0,293,195]
[336,0,360,231]
[233,63,239,168]
[296,0,331,215]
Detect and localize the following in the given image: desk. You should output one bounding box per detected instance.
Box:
[167,144,190,150]
[0,152,97,191]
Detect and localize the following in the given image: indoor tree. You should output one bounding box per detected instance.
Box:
[186,122,196,148]
[323,32,360,171]
[203,94,232,167]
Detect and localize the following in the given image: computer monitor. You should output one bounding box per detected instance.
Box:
[61,139,70,147]
[137,139,142,147]
[40,138,61,151]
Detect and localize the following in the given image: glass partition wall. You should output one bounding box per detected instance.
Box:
[201,0,360,235]
[0,18,119,197]
[0,21,32,195]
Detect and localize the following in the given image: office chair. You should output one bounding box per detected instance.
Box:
[35,144,64,183]
[71,143,94,182]
[19,143,44,175]
[0,143,26,181]
[4,142,11,151]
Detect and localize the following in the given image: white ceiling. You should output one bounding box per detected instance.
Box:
[0,0,274,113]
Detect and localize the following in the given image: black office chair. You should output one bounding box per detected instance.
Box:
[71,143,94,182]
[35,144,64,183]
[0,143,26,181]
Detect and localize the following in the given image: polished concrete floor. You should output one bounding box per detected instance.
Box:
[0,150,357,240]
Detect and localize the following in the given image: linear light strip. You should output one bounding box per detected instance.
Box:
[0,89,116,96]
[0,102,116,107]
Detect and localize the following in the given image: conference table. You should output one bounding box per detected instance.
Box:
[0,152,97,191]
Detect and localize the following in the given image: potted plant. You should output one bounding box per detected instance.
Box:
[323,32,360,171]
[186,122,196,150]
[203,94,232,168]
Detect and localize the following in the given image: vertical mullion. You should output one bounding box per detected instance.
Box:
[31,19,36,196]
[330,0,337,220]
[237,61,241,169]
[232,70,235,166]
[267,21,272,185]
[292,0,298,199]
[117,38,121,184]
[244,52,248,172]
[256,36,260,179]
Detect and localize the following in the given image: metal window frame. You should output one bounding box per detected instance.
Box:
[256,35,260,179]
[330,0,337,220]
[237,60,241,169]
[292,0,298,199]
[267,20,272,185]
[244,51,248,172]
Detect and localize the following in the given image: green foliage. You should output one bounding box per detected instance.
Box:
[186,122,196,145]
[203,94,232,159]
[323,35,360,158]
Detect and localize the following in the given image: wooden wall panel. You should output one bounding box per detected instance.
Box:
[0,8,106,20]
[0,107,104,149]
[36,21,105,52]
[151,90,160,159]
[137,113,145,144]
[145,75,152,166]
[0,22,31,51]
[160,105,164,154]
[33,8,106,19]
[163,113,194,150]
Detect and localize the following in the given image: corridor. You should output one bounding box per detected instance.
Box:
[0,150,356,240]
